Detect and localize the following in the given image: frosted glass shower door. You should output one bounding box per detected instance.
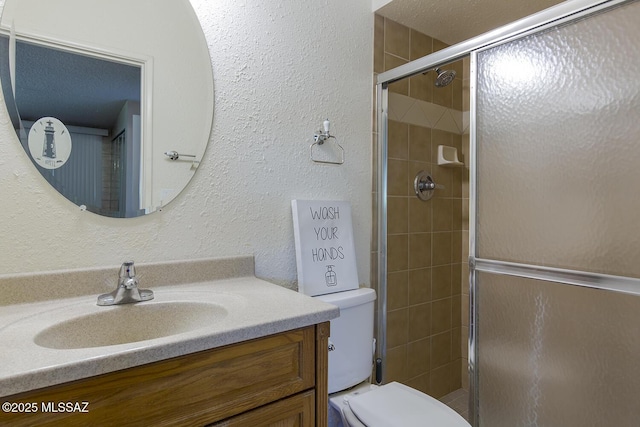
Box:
[473,0,640,426]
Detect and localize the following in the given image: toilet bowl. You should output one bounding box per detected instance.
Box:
[315,288,470,427]
[329,382,470,427]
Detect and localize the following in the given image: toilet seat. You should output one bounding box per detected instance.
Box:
[346,382,470,427]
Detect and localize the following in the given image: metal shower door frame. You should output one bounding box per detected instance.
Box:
[374,0,633,425]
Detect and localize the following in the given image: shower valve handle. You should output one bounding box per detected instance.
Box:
[414,171,444,201]
[418,180,444,191]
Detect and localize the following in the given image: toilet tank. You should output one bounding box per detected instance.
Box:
[315,287,376,394]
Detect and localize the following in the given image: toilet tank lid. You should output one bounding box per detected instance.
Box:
[314,287,376,309]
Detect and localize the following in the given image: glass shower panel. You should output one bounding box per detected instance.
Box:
[474,1,640,425]
[476,272,640,426]
[475,0,640,278]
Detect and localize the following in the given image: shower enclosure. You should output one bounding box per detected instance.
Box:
[376,0,640,425]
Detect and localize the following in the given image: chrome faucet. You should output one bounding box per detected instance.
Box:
[97,261,154,306]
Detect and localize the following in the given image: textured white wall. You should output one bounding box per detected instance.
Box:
[0,0,373,289]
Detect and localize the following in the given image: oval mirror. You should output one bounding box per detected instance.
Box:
[0,0,214,217]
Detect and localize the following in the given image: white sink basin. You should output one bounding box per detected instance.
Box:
[34,301,228,349]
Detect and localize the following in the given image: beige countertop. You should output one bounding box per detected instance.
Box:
[0,257,339,397]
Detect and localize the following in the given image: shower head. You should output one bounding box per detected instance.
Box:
[434,68,456,87]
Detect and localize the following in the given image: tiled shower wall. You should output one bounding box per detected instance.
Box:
[372,14,470,398]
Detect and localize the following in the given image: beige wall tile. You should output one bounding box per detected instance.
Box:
[409,73,433,102]
[452,231,462,263]
[461,261,470,295]
[451,58,463,79]
[388,119,409,159]
[409,232,432,269]
[431,364,453,398]
[432,297,452,334]
[385,54,409,95]
[405,373,430,395]
[451,358,462,390]
[462,199,469,231]
[452,200,463,231]
[387,271,408,311]
[387,197,408,234]
[384,18,410,60]
[461,294,469,327]
[410,29,433,60]
[452,78,463,111]
[409,124,431,163]
[387,234,408,272]
[431,332,452,370]
[374,14,385,74]
[452,262,462,295]
[461,360,469,391]
[387,308,409,348]
[452,296,461,328]
[408,303,431,341]
[432,265,452,300]
[432,232,452,266]
[433,82,453,108]
[433,198,453,231]
[384,51,408,72]
[408,267,431,304]
[452,168,463,198]
[461,262,469,295]
[452,133,462,153]
[386,344,408,382]
[432,129,453,158]
[433,38,449,52]
[409,198,432,233]
[432,165,453,198]
[452,328,462,360]
[461,326,469,359]
[407,337,431,378]
[387,159,408,196]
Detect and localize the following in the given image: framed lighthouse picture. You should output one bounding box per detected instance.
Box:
[27,117,72,169]
[291,200,359,296]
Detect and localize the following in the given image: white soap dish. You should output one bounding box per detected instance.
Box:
[437,145,463,167]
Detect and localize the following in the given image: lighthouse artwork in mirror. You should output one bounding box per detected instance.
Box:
[28,117,72,170]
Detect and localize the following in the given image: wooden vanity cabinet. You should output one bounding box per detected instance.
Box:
[1,323,330,427]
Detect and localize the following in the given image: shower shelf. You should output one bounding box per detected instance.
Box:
[437,145,464,167]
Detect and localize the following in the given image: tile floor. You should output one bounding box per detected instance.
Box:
[440,388,469,422]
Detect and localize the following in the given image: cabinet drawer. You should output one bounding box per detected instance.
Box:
[1,326,316,427]
[211,391,315,427]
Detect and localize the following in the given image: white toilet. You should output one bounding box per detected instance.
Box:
[315,287,471,427]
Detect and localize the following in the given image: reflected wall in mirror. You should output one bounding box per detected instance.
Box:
[0,0,214,218]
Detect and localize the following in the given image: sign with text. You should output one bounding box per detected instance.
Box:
[291,200,359,296]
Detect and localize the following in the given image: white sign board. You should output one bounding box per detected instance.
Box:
[291,200,359,296]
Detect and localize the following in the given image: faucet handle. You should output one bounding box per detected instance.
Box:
[98,260,152,305]
[119,261,136,279]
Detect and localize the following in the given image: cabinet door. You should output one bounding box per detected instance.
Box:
[212,391,315,427]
